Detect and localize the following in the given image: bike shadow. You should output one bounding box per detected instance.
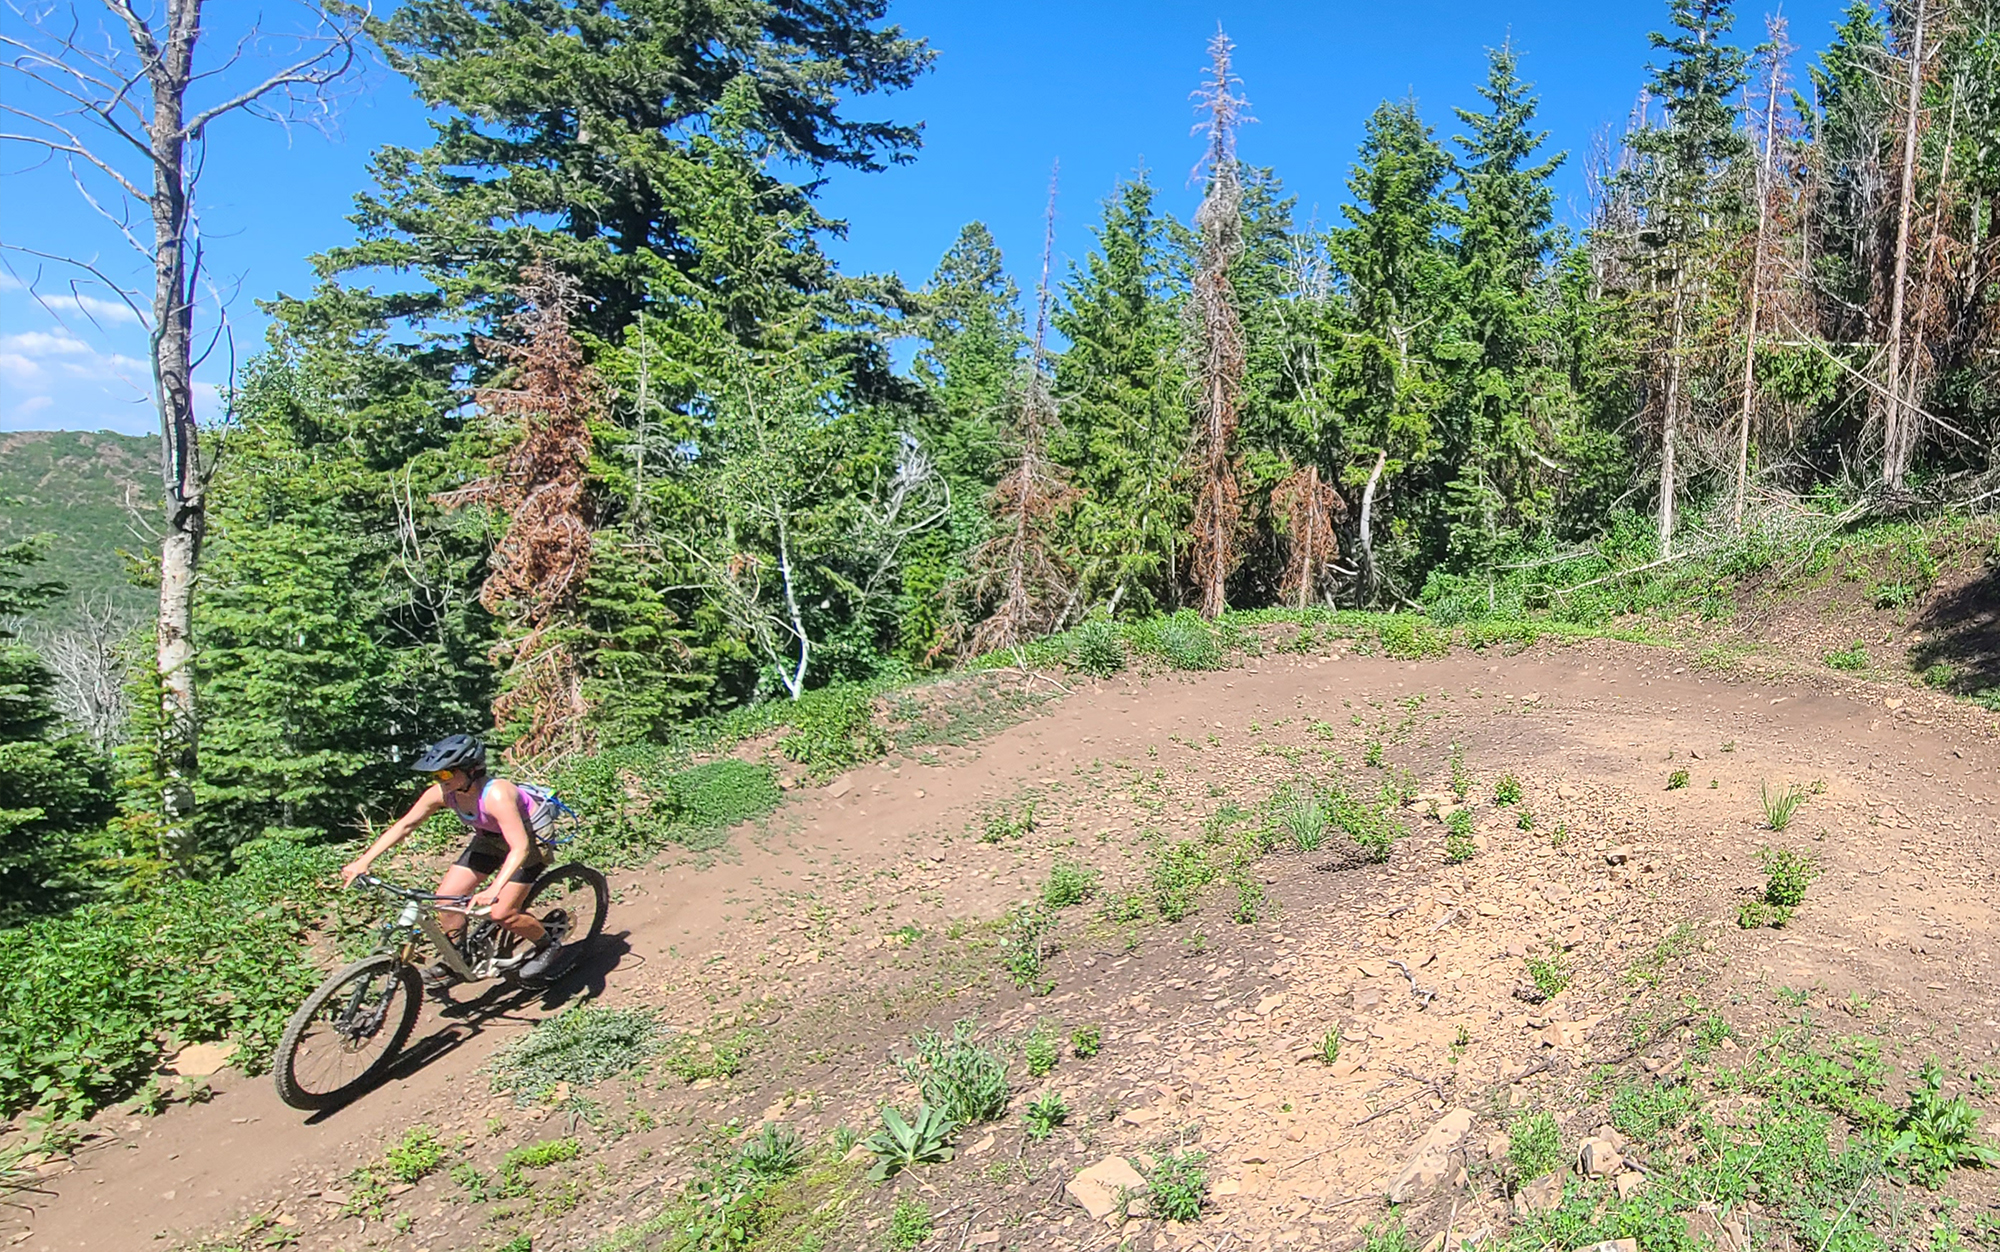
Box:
[302,930,636,1123]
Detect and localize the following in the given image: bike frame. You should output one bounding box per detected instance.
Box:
[368,882,540,983]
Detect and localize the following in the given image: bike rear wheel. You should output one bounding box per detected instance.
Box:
[274,954,422,1110]
[502,863,608,984]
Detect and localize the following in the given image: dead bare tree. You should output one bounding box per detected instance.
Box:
[1881,0,1934,488]
[967,165,1079,656]
[1733,15,1796,530]
[1186,28,1250,620]
[28,596,138,752]
[1,0,363,854]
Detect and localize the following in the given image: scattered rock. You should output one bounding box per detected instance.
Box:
[1604,846,1633,866]
[1514,1173,1564,1215]
[824,777,853,798]
[1384,1108,1476,1203]
[164,1042,231,1078]
[1615,1171,1646,1200]
[1065,1157,1148,1222]
[1557,785,1582,800]
[1577,1137,1623,1177]
[1256,993,1287,1016]
[1352,986,1383,1012]
[1572,1240,1638,1252]
[1538,1020,1586,1049]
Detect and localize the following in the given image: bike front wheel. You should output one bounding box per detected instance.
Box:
[274,954,422,1110]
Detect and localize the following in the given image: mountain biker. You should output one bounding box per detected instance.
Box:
[340,734,565,987]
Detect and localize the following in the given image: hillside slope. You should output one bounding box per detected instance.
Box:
[0,430,156,620]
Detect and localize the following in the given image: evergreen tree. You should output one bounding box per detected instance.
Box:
[0,542,114,924]
[1051,173,1191,615]
[1328,99,1457,598]
[1440,44,1575,570]
[913,222,1027,493]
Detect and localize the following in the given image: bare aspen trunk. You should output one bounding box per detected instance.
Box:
[147,0,205,859]
[1659,291,1684,558]
[1734,25,1786,533]
[1359,450,1386,605]
[1882,0,1928,489]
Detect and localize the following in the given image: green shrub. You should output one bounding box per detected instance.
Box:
[1526,947,1571,998]
[1068,618,1126,677]
[1742,846,1820,928]
[1892,1061,2000,1188]
[1022,1027,1059,1078]
[1145,1149,1208,1221]
[1378,615,1449,660]
[1330,789,1400,862]
[1448,743,1471,801]
[866,1104,954,1180]
[888,1198,933,1249]
[736,1123,807,1183]
[385,1125,447,1183]
[1023,1091,1068,1141]
[1610,1080,1700,1143]
[1070,1025,1102,1059]
[488,1003,660,1106]
[778,685,885,774]
[1316,1029,1340,1065]
[895,1020,1009,1125]
[1269,782,1330,852]
[1041,858,1099,908]
[666,759,783,829]
[1493,773,1522,805]
[1444,809,1476,863]
[1761,780,1807,830]
[1001,906,1055,994]
[0,834,342,1121]
[547,747,784,862]
[1666,768,1691,790]
[1825,641,1869,671]
[1150,840,1217,921]
[1132,610,1225,671]
[1509,1110,1563,1181]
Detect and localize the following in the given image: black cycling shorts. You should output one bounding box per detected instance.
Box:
[454,839,544,885]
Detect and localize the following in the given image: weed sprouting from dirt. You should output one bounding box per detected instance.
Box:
[1508,1109,1563,1181]
[1269,781,1331,852]
[1526,946,1571,999]
[1316,1029,1340,1065]
[1825,641,1869,671]
[1493,772,1523,805]
[1761,780,1808,830]
[1022,1091,1068,1141]
[1889,1061,2000,1188]
[982,797,1037,843]
[888,1197,933,1249]
[1666,768,1691,790]
[1740,847,1820,928]
[866,1105,954,1181]
[1150,839,1218,920]
[384,1125,447,1183]
[1070,1025,1102,1059]
[488,1003,660,1106]
[738,1124,808,1182]
[1445,808,1476,863]
[1022,1025,1059,1078]
[1068,617,1126,677]
[1359,1221,1415,1252]
[1145,1149,1208,1221]
[1331,790,1401,862]
[1041,858,1099,908]
[1448,743,1471,801]
[1363,738,1386,768]
[1001,906,1056,994]
[895,1020,1009,1125]
[1610,1080,1699,1142]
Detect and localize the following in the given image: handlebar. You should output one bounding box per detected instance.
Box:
[352,873,476,907]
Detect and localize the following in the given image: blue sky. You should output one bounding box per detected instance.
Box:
[1,0,1846,436]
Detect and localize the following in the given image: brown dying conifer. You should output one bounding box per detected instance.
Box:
[967,168,1080,655]
[1187,29,1250,620]
[1271,464,1347,609]
[441,266,600,759]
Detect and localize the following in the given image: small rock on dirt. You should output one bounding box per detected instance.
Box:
[1352,986,1383,1012]
[1578,1137,1623,1176]
[1385,1108,1475,1203]
[1514,1174,1564,1215]
[1604,846,1633,866]
[1615,1171,1646,1200]
[164,1042,231,1077]
[1065,1157,1148,1222]
[1572,1241,1638,1252]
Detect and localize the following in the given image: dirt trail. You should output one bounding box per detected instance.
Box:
[15,638,2000,1251]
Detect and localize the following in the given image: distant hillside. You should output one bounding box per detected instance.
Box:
[0,430,157,621]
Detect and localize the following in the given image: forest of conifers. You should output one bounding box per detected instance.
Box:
[4,0,1998,931]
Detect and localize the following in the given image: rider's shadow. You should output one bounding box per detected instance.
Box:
[302,930,636,1124]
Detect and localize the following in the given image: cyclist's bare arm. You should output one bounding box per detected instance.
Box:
[341,784,448,886]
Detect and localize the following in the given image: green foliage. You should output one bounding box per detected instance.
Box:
[1130,611,1227,671]
[1144,1150,1208,1222]
[887,1198,933,1249]
[1231,871,1266,923]
[1741,847,1819,928]
[542,748,783,865]
[0,834,341,1120]
[1332,788,1402,862]
[1001,906,1055,994]
[659,1031,750,1085]
[1761,781,1807,831]
[1448,743,1471,801]
[1445,808,1477,863]
[1888,1062,2000,1188]
[1824,641,1869,671]
[1150,839,1218,921]
[1070,1025,1102,1059]
[1022,1091,1068,1141]
[1493,773,1522,805]
[385,1125,448,1183]
[1041,858,1099,908]
[488,1003,661,1106]
[1509,1109,1563,1181]
[778,686,886,776]
[1022,1027,1059,1078]
[895,1020,1009,1126]
[0,433,155,620]
[1666,768,1691,790]
[1269,781,1332,852]
[1067,618,1127,677]
[737,1124,808,1184]
[1526,947,1571,998]
[1317,1029,1341,1065]
[1359,1221,1416,1252]
[1610,1080,1700,1143]
[1378,615,1449,659]
[865,1105,955,1181]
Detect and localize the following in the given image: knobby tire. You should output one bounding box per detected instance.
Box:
[273,954,422,1111]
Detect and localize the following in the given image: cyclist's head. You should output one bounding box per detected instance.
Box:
[411,733,487,783]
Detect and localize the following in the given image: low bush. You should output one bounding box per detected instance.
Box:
[1023,1091,1068,1140]
[895,1019,1009,1126]
[1146,1149,1208,1221]
[1041,858,1099,908]
[778,685,886,774]
[1150,839,1217,920]
[488,1002,661,1106]
[1130,610,1227,671]
[1509,1109,1563,1181]
[1068,617,1126,677]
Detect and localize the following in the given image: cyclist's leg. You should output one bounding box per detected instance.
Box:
[434,863,483,944]
[489,867,548,946]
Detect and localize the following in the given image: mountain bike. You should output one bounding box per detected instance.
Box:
[273,862,608,1110]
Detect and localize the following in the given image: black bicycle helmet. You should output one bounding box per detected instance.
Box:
[410,733,487,774]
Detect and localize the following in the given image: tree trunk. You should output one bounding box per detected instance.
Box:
[148,0,205,863]
[1734,32,1786,533]
[1359,450,1386,606]
[1882,0,1928,489]
[1659,290,1684,558]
